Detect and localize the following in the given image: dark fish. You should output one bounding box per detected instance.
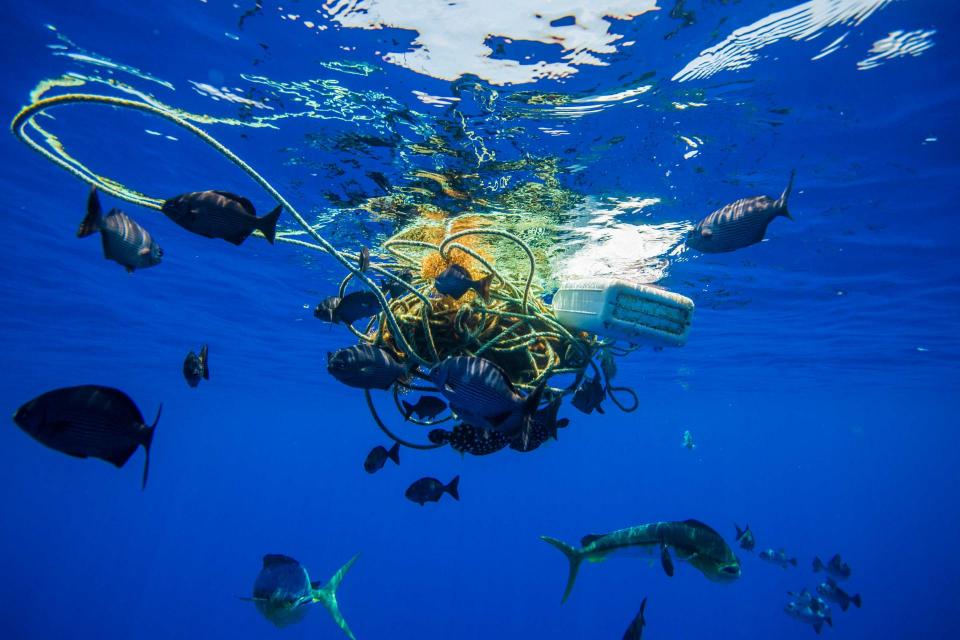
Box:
[78,187,163,272]
[734,523,755,551]
[327,344,409,390]
[813,553,851,580]
[382,269,414,298]
[686,171,795,253]
[357,246,370,272]
[183,344,210,388]
[759,548,797,568]
[401,396,447,421]
[245,553,358,639]
[363,442,400,473]
[333,291,381,326]
[623,597,647,640]
[405,475,460,506]
[314,296,341,323]
[510,401,569,453]
[817,578,861,612]
[365,171,391,193]
[434,264,493,301]
[12,385,161,489]
[571,374,605,414]
[785,589,832,635]
[429,424,510,456]
[161,190,282,245]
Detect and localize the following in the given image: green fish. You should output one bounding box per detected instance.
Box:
[541,519,741,603]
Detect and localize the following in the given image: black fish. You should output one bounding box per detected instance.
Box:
[401,396,447,421]
[365,171,391,193]
[12,385,161,489]
[314,296,341,323]
[382,269,414,298]
[183,344,210,388]
[510,401,568,453]
[161,190,282,245]
[623,597,647,640]
[78,187,163,272]
[734,523,755,551]
[759,548,797,568]
[686,171,794,253]
[434,264,493,301]
[813,554,851,580]
[357,247,370,272]
[429,424,510,456]
[660,544,675,577]
[327,344,409,390]
[363,442,400,473]
[817,577,861,612]
[571,375,605,415]
[333,291,380,326]
[405,475,460,505]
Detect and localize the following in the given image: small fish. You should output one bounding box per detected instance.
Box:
[183,344,210,388]
[401,396,447,421]
[12,385,161,489]
[785,590,832,635]
[817,578,861,612]
[759,548,798,568]
[405,475,460,506]
[357,246,370,272]
[78,187,163,272]
[332,291,381,326]
[161,190,282,245]
[365,171,391,193]
[429,424,510,456]
[363,442,400,473]
[244,553,358,639]
[734,523,755,551]
[571,375,605,415]
[327,344,409,390]
[813,554,851,580]
[434,264,493,301]
[682,430,696,450]
[382,269,414,298]
[510,401,569,453]
[622,597,647,640]
[686,171,795,253]
[314,296,341,323]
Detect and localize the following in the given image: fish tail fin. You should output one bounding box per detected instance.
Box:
[386,441,401,466]
[401,400,415,421]
[445,475,460,501]
[141,403,162,491]
[777,170,795,220]
[812,557,823,572]
[850,593,861,609]
[540,536,583,604]
[200,344,210,380]
[256,204,283,244]
[475,273,493,301]
[313,554,360,640]
[78,187,102,238]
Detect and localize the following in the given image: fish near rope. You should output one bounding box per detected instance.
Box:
[686,171,795,253]
[78,187,163,272]
[161,190,282,245]
[434,264,493,301]
[327,344,411,390]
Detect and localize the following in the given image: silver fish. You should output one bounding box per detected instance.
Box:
[161,190,282,245]
[78,188,163,272]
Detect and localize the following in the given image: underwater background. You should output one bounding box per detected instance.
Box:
[0,1,958,638]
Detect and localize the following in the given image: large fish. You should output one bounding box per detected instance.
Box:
[541,519,741,603]
[78,187,163,272]
[244,553,358,640]
[686,171,795,253]
[12,385,161,489]
[327,344,409,390]
[161,190,282,245]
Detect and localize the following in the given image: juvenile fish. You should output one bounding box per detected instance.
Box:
[244,553,359,639]
[78,187,163,272]
[428,424,510,456]
[331,291,380,326]
[12,385,161,489]
[401,396,447,421]
[405,475,460,506]
[817,578,861,612]
[813,553,851,580]
[161,190,282,245]
[434,264,493,301]
[686,171,795,253]
[759,548,797,568]
[623,597,647,640]
[734,523,755,551]
[327,344,409,390]
[183,344,210,388]
[571,374,605,415]
[364,442,400,473]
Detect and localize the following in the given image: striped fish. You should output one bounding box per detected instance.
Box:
[78,188,163,272]
[686,171,795,253]
[12,385,161,489]
[161,190,282,245]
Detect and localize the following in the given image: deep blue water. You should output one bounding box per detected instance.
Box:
[1,1,958,639]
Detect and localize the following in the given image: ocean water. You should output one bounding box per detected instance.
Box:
[0,1,958,639]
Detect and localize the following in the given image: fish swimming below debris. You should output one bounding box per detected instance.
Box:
[541,519,741,603]
[244,553,359,640]
[401,396,447,421]
[12,384,161,489]
[78,187,163,272]
[571,374,605,415]
[682,430,696,450]
[759,548,797,568]
[161,190,282,245]
[511,401,568,453]
[813,554,852,580]
[686,171,795,254]
[429,424,510,456]
[734,523,755,551]
[327,344,410,390]
[364,442,400,473]
[785,589,832,635]
[433,264,493,301]
[183,344,209,388]
[817,577,861,612]
[623,597,647,640]
[405,475,460,505]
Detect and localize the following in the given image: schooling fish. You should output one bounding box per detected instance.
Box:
[759,548,797,568]
[817,578,861,612]
[785,590,832,635]
[332,291,381,326]
[183,344,210,388]
[161,190,282,245]
[571,374,605,415]
[327,344,409,390]
[541,519,741,603]
[686,171,795,253]
[434,264,493,301]
[363,442,400,473]
[813,553,851,580]
[12,385,161,489]
[401,396,447,421]
[244,553,358,639]
[405,475,460,506]
[429,424,511,456]
[314,296,341,323]
[78,187,163,272]
[734,523,755,551]
[623,597,647,640]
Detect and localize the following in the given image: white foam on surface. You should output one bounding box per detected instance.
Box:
[857,29,936,71]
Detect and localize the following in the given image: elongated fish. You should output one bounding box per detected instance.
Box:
[686,171,795,253]
[78,187,163,272]
[541,519,740,603]
[244,553,359,640]
[161,190,282,245]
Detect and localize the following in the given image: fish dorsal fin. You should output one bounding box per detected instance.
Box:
[263,554,299,567]
[682,518,720,536]
[580,533,604,547]
[212,190,256,216]
[482,358,517,394]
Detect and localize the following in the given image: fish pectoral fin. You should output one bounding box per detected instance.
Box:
[700,228,712,238]
[138,246,151,256]
[660,544,675,577]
